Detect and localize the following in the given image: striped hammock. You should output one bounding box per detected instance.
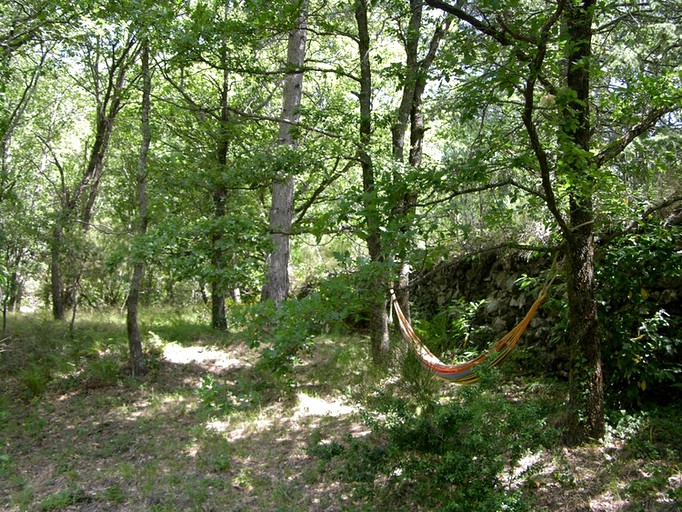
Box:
[391,286,550,384]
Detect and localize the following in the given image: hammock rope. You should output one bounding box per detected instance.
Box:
[391,262,557,384]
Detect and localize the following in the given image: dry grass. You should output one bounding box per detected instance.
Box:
[0,313,680,511]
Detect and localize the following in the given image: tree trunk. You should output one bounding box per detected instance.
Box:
[210,184,227,330]
[264,178,294,306]
[126,38,151,377]
[7,271,22,312]
[262,1,307,307]
[356,0,390,365]
[390,0,421,323]
[211,277,227,330]
[562,0,604,444]
[390,2,448,322]
[50,36,135,320]
[565,215,604,443]
[210,31,232,330]
[50,224,65,320]
[210,186,228,329]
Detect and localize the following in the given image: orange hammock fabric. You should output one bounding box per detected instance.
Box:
[391,286,550,384]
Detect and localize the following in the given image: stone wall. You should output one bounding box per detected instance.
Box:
[409,247,682,376]
[410,251,557,348]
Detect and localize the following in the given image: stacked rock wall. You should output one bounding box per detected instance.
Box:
[410,251,556,347]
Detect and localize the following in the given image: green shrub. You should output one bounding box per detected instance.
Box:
[196,374,259,416]
[233,271,364,377]
[598,224,682,406]
[19,364,52,399]
[413,297,492,360]
[311,374,560,511]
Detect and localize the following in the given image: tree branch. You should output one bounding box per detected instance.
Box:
[294,159,353,225]
[416,180,513,207]
[425,0,512,45]
[598,193,682,245]
[426,0,559,95]
[595,105,679,167]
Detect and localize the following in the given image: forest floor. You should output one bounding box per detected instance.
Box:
[1,311,680,511]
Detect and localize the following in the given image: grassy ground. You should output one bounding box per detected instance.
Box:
[0,310,680,511]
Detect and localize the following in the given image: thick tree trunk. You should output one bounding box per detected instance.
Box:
[211,279,227,330]
[126,38,151,377]
[264,179,294,305]
[356,0,390,365]
[565,213,604,443]
[210,37,232,330]
[127,263,147,376]
[562,0,604,444]
[263,1,307,307]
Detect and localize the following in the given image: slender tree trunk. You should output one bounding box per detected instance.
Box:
[1,255,8,333]
[126,38,151,377]
[562,0,604,444]
[390,0,421,323]
[50,224,65,320]
[211,186,228,330]
[50,39,135,320]
[263,1,307,306]
[391,2,448,322]
[1,299,6,337]
[356,0,390,365]
[7,271,21,312]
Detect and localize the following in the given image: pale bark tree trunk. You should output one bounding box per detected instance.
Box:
[126,38,151,377]
[391,1,449,322]
[262,1,307,307]
[356,0,390,365]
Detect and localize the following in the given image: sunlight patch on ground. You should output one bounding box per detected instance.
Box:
[294,392,355,419]
[588,491,630,511]
[204,393,358,443]
[163,342,248,372]
[207,414,276,441]
[185,443,199,458]
[507,450,544,487]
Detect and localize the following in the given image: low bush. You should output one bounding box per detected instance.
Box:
[598,224,682,406]
[310,372,560,511]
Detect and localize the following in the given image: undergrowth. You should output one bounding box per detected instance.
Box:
[309,367,561,511]
[1,307,681,511]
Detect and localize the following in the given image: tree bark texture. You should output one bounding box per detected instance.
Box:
[562,0,604,444]
[356,0,390,365]
[390,0,422,323]
[211,187,228,330]
[50,224,65,320]
[263,1,308,307]
[211,40,231,330]
[126,38,151,377]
